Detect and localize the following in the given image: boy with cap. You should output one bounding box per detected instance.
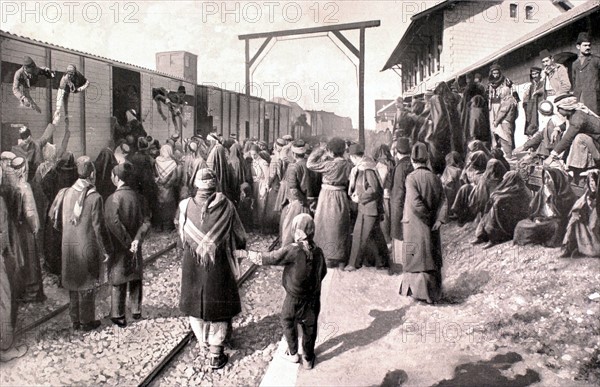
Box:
[49,156,111,331]
[12,56,55,113]
[53,64,90,125]
[104,163,150,327]
[572,32,600,114]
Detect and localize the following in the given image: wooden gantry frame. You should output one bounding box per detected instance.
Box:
[239,20,380,146]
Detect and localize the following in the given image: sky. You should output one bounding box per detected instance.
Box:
[0,0,440,129]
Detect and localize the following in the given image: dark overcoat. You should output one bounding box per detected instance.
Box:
[55,181,111,291]
[389,157,414,240]
[572,55,600,114]
[401,167,447,273]
[104,185,150,285]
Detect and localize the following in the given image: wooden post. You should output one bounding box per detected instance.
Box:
[245,39,250,96]
[359,27,365,147]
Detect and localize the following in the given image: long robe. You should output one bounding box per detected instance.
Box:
[476,171,532,243]
[154,147,181,229]
[178,191,246,320]
[514,167,577,247]
[307,148,353,266]
[399,166,447,304]
[207,143,235,202]
[467,95,491,144]
[562,171,600,257]
[468,159,507,218]
[440,152,463,213]
[0,194,17,350]
[389,156,414,240]
[451,151,489,223]
[251,156,270,231]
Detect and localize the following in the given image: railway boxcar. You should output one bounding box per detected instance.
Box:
[1,30,195,159]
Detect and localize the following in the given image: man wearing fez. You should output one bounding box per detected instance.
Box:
[12,56,55,113]
[572,32,600,115]
[177,168,247,369]
[399,143,447,304]
[49,156,111,331]
[104,163,150,327]
[540,49,571,103]
[53,64,90,125]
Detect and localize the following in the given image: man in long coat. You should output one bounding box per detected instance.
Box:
[399,143,448,304]
[572,32,600,115]
[50,156,111,331]
[104,163,150,327]
[177,168,247,370]
[389,138,414,267]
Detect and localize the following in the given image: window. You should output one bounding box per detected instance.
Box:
[525,5,534,19]
[184,55,190,67]
[509,3,517,18]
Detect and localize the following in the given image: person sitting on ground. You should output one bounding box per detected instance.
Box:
[513,167,577,247]
[561,169,599,258]
[245,213,327,370]
[468,158,507,220]
[472,171,532,249]
[441,151,464,210]
[451,150,489,224]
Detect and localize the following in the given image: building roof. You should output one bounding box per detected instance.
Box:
[0,29,190,82]
[381,0,454,71]
[446,0,599,80]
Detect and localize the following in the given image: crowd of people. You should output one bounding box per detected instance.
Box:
[1,31,599,371]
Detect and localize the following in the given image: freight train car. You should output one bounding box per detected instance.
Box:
[0,30,195,160]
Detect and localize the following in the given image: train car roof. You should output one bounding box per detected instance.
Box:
[1,29,191,83]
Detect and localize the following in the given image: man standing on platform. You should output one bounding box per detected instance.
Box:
[572,32,600,115]
[104,163,150,328]
[50,156,111,331]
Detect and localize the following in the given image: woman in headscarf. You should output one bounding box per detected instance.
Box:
[467,95,491,146]
[426,81,464,174]
[473,171,532,248]
[468,159,507,219]
[245,213,326,368]
[514,167,577,247]
[451,150,489,224]
[177,168,247,370]
[490,148,511,173]
[10,157,44,303]
[307,138,353,268]
[466,140,492,162]
[227,142,250,204]
[94,146,118,201]
[250,144,270,233]
[154,144,181,231]
[373,144,395,246]
[441,151,464,211]
[561,170,600,258]
[180,141,207,200]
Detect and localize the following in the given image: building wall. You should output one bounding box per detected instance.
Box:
[441,1,566,76]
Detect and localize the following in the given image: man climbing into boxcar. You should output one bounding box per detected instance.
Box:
[53,64,90,125]
[12,56,55,113]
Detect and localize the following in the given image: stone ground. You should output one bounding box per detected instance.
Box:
[0,232,282,386]
[288,222,600,387]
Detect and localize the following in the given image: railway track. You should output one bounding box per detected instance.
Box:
[138,236,280,387]
[15,241,178,337]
